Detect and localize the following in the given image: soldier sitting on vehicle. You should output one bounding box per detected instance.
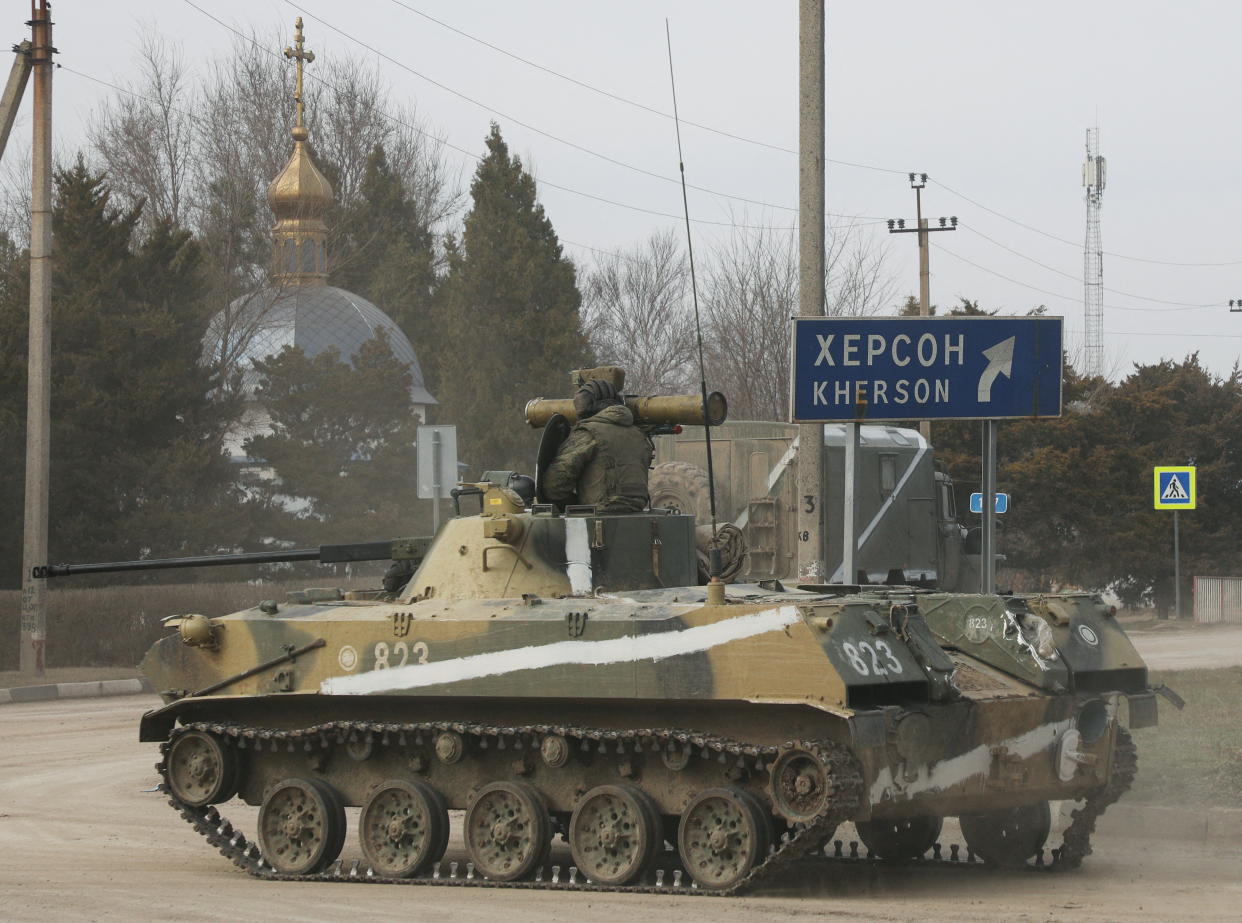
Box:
[543,379,653,513]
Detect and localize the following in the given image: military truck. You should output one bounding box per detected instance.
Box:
[652,421,979,590]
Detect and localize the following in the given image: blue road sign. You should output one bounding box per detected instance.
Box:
[970,492,1009,514]
[790,316,1063,422]
[1154,466,1196,510]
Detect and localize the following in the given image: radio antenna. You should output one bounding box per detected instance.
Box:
[665,21,723,593]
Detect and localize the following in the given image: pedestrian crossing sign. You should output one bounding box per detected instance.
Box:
[1154,466,1196,510]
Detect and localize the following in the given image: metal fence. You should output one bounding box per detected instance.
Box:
[1193,576,1242,624]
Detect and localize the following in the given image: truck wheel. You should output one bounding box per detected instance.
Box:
[650,461,711,521]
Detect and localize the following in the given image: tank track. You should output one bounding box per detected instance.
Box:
[156,720,1136,895]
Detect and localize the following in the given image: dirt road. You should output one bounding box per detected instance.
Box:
[2,696,1240,921]
[1129,623,1242,670]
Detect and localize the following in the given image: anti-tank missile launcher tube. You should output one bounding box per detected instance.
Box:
[524,391,728,428]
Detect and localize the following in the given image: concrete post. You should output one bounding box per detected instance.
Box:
[796,0,827,583]
[20,1,52,677]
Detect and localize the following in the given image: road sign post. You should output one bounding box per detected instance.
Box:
[418,425,458,533]
[1154,466,1196,618]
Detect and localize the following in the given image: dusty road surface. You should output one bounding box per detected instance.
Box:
[3,696,1240,923]
[1129,623,1242,670]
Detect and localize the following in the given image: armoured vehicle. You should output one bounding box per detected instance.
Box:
[36,377,1172,895]
[652,421,978,589]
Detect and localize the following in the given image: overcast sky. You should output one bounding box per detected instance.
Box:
[15,1,1242,380]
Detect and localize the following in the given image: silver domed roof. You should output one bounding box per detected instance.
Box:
[204,285,436,405]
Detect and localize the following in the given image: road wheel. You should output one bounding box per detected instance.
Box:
[856,814,943,859]
[464,781,551,881]
[165,730,238,807]
[569,784,661,885]
[358,779,449,877]
[677,788,770,890]
[959,801,1052,867]
[257,778,347,875]
[649,461,711,521]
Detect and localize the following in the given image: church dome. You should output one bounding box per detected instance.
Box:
[267,139,333,221]
[204,285,437,406]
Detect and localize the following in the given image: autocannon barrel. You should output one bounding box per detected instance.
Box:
[524,392,728,428]
[32,538,429,579]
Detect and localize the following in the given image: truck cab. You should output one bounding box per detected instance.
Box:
[652,421,977,590]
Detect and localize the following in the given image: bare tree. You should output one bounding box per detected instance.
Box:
[701,226,799,420]
[826,219,896,315]
[89,34,196,233]
[701,218,894,420]
[0,143,31,247]
[581,230,694,393]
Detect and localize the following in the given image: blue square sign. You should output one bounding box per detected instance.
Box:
[969,492,1009,514]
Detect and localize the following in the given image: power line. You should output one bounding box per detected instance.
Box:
[60,57,886,242]
[932,242,1218,313]
[385,0,911,181]
[284,0,804,214]
[377,3,1242,271]
[933,177,1242,268]
[960,223,1219,309]
[385,0,795,157]
[176,1,802,232]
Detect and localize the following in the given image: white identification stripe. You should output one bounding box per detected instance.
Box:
[320,606,801,696]
[565,517,593,595]
[830,431,929,583]
[734,437,800,531]
[868,718,1072,802]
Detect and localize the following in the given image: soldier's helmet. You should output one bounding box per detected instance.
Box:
[573,379,621,419]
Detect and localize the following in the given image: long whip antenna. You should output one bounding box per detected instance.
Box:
[665,21,721,583]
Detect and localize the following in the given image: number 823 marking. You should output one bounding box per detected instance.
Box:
[373,640,429,669]
[841,639,903,677]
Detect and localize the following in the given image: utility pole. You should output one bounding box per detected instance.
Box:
[20,0,53,677]
[0,40,31,160]
[887,173,956,443]
[795,0,826,584]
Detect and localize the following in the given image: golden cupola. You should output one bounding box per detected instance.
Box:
[267,17,333,286]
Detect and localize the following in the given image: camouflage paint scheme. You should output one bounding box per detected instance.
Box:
[140,493,1155,824]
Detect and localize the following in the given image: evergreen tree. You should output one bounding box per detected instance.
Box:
[0,160,241,586]
[332,145,438,364]
[435,124,589,473]
[243,330,427,545]
[0,234,30,583]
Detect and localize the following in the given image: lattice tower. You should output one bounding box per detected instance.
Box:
[1082,127,1106,378]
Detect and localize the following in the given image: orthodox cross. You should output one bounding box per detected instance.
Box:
[284,17,315,135]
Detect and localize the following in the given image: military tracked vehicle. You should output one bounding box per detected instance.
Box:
[36,377,1174,895]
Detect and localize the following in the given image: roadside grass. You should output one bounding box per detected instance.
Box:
[1126,666,1242,808]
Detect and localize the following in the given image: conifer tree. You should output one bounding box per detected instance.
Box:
[242,330,426,545]
[436,124,589,473]
[0,160,240,584]
[332,144,438,368]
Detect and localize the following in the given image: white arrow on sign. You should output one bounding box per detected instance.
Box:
[977,336,1015,403]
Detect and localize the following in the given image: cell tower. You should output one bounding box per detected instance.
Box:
[1082,127,1106,378]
